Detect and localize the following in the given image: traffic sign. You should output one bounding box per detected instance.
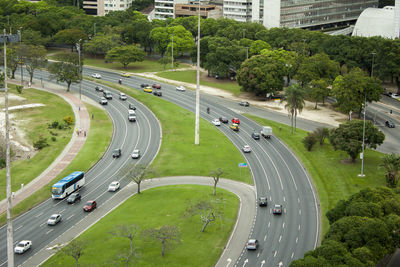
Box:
[238,163,248,168]
[0,34,20,43]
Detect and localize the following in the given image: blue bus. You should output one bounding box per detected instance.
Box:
[51,171,85,199]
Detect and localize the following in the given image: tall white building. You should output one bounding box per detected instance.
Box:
[223,0,379,30]
[83,0,133,16]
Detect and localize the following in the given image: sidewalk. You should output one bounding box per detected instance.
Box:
[0,79,90,214]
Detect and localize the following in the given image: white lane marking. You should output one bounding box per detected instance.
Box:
[39,222,46,227]
[274,250,277,257]
[14,225,22,231]
[283,196,286,202]
[67,214,74,220]
[291,252,294,259]
[279,235,282,243]
[264,235,267,241]
[257,252,260,257]
[296,237,299,243]
[260,260,265,267]
[226,258,231,267]
[298,197,300,203]
[46,229,53,235]
[35,212,43,218]
[270,196,272,202]
[242,259,248,267]
[268,221,271,228]
[299,209,301,215]
[59,208,66,214]
[298,225,301,231]
[282,222,285,229]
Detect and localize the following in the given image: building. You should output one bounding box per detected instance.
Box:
[154,0,222,20]
[223,0,379,30]
[175,3,222,19]
[83,0,133,16]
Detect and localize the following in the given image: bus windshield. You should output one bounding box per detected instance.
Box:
[52,187,62,195]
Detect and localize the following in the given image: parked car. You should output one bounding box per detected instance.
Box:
[246,239,258,250]
[273,204,283,215]
[239,101,250,107]
[67,192,81,204]
[391,93,400,99]
[152,84,161,89]
[95,86,103,92]
[99,97,108,105]
[143,86,153,93]
[252,132,260,140]
[131,149,140,159]
[113,148,122,158]
[219,117,228,123]
[232,118,240,124]
[176,86,186,92]
[230,123,239,131]
[14,240,32,254]
[212,119,221,126]
[128,103,136,110]
[153,91,162,97]
[108,181,120,192]
[140,83,149,88]
[383,91,393,97]
[386,120,395,128]
[47,214,62,225]
[83,200,97,212]
[121,72,131,77]
[91,73,102,79]
[119,92,127,100]
[242,145,251,153]
[258,197,268,207]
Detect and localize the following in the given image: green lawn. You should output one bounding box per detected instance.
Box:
[43,185,238,267]
[0,102,112,225]
[156,70,242,96]
[91,79,252,183]
[0,87,74,201]
[246,114,386,234]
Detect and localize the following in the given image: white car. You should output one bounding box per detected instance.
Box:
[176,86,186,92]
[92,73,102,79]
[14,240,32,254]
[108,181,120,192]
[99,97,108,105]
[242,145,251,153]
[119,92,127,101]
[47,214,62,225]
[391,93,400,99]
[212,119,221,126]
[131,149,140,159]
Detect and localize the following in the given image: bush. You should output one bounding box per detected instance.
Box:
[49,121,59,129]
[303,133,317,151]
[63,116,74,125]
[49,131,58,136]
[33,136,49,150]
[51,136,56,142]
[313,127,329,145]
[16,85,23,94]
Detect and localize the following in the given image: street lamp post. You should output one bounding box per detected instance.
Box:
[195,0,201,145]
[245,47,249,60]
[76,40,82,99]
[18,28,23,86]
[171,32,174,71]
[359,52,376,177]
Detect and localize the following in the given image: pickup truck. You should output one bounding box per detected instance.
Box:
[261,126,272,138]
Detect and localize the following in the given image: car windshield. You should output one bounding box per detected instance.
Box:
[86,201,92,206]
[50,215,57,220]
[16,243,24,248]
[114,149,119,153]
[111,182,118,186]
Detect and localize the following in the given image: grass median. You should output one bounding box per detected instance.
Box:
[43,185,238,266]
[245,114,386,234]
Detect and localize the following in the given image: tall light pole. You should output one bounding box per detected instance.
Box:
[18,27,23,86]
[359,52,376,177]
[76,39,82,99]
[171,31,174,71]
[195,0,201,145]
[245,47,249,60]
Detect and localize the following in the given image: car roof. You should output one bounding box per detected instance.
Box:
[248,239,257,242]
[20,240,31,244]
[274,204,282,207]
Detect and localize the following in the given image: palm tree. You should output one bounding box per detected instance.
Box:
[282,84,306,134]
[381,153,400,188]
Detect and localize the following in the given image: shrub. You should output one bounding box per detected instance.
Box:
[58,124,65,130]
[303,133,317,151]
[313,127,329,145]
[33,136,49,150]
[63,116,74,125]
[51,136,56,142]
[49,131,58,136]
[49,121,59,129]
[16,85,23,94]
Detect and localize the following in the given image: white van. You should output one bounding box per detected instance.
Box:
[128,110,136,122]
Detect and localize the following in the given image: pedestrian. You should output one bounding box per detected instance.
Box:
[390,110,393,114]
[84,131,86,137]
[12,192,15,199]
[78,106,81,111]
[27,155,30,162]
[76,128,79,136]
[92,114,94,119]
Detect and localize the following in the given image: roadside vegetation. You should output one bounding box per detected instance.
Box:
[43,185,238,267]
[246,114,386,234]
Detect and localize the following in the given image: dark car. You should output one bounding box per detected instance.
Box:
[95,86,103,92]
[128,103,136,110]
[219,117,228,123]
[239,101,250,107]
[252,132,260,140]
[112,148,122,158]
[258,197,268,207]
[273,204,283,215]
[386,120,395,128]
[83,200,97,212]
[67,192,81,204]
[152,84,161,89]
[140,83,149,88]
[153,91,162,97]
[383,91,393,97]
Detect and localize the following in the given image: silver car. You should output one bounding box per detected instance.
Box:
[47,214,62,225]
[131,149,140,159]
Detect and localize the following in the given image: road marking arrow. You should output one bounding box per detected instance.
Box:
[226,258,231,267]
[242,259,248,267]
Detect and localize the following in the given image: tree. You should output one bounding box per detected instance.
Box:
[124,164,154,194]
[332,68,383,117]
[60,239,86,267]
[329,120,385,162]
[249,40,271,56]
[381,153,400,188]
[24,44,46,83]
[309,79,330,108]
[210,168,223,195]
[5,45,19,79]
[303,133,317,151]
[53,28,87,51]
[142,225,181,257]
[105,45,145,69]
[185,199,223,232]
[150,27,170,57]
[166,25,194,57]
[109,224,140,266]
[313,127,329,146]
[281,84,306,134]
[83,33,121,57]
[47,53,80,92]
